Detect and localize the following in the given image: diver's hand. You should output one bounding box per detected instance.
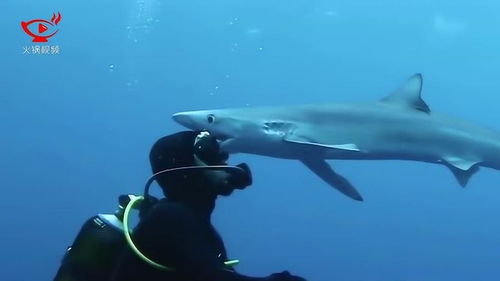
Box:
[266,271,307,281]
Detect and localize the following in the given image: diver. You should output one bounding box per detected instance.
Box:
[112,130,307,281]
[53,130,307,281]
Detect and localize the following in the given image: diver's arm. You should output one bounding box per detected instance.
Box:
[148,203,303,281]
[213,269,273,281]
[213,269,307,281]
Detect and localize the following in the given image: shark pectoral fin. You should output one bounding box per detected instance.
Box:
[284,135,361,152]
[301,159,364,201]
[381,73,431,113]
[442,156,481,187]
[325,143,360,151]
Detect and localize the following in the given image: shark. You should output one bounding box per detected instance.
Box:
[172,74,500,201]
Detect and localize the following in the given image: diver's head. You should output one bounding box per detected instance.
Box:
[149,130,252,199]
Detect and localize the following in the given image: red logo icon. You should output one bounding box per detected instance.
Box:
[21,12,62,43]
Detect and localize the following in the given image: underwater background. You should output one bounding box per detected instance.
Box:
[2,0,500,280]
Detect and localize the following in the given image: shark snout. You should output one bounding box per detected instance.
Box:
[172,111,195,128]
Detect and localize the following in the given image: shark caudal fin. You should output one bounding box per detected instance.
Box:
[301,159,364,201]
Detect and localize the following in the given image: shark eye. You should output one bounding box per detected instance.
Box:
[207,114,216,124]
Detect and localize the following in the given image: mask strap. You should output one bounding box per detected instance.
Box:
[144,165,246,199]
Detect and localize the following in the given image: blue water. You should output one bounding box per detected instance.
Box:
[2,0,500,280]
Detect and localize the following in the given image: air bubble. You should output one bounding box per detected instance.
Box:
[229,18,238,25]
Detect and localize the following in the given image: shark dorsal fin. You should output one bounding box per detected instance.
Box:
[381,73,430,113]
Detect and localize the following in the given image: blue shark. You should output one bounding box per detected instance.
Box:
[173,74,500,201]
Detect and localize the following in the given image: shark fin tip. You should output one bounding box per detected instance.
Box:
[381,73,430,114]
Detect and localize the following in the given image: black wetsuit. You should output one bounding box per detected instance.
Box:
[112,198,272,281]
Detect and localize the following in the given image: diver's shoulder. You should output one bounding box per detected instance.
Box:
[148,199,193,218]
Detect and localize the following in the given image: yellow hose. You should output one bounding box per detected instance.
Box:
[123,195,176,271]
[123,195,239,271]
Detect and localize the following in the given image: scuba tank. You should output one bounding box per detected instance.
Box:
[52,195,135,281]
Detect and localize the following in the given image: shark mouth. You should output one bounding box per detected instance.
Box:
[213,133,232,142]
